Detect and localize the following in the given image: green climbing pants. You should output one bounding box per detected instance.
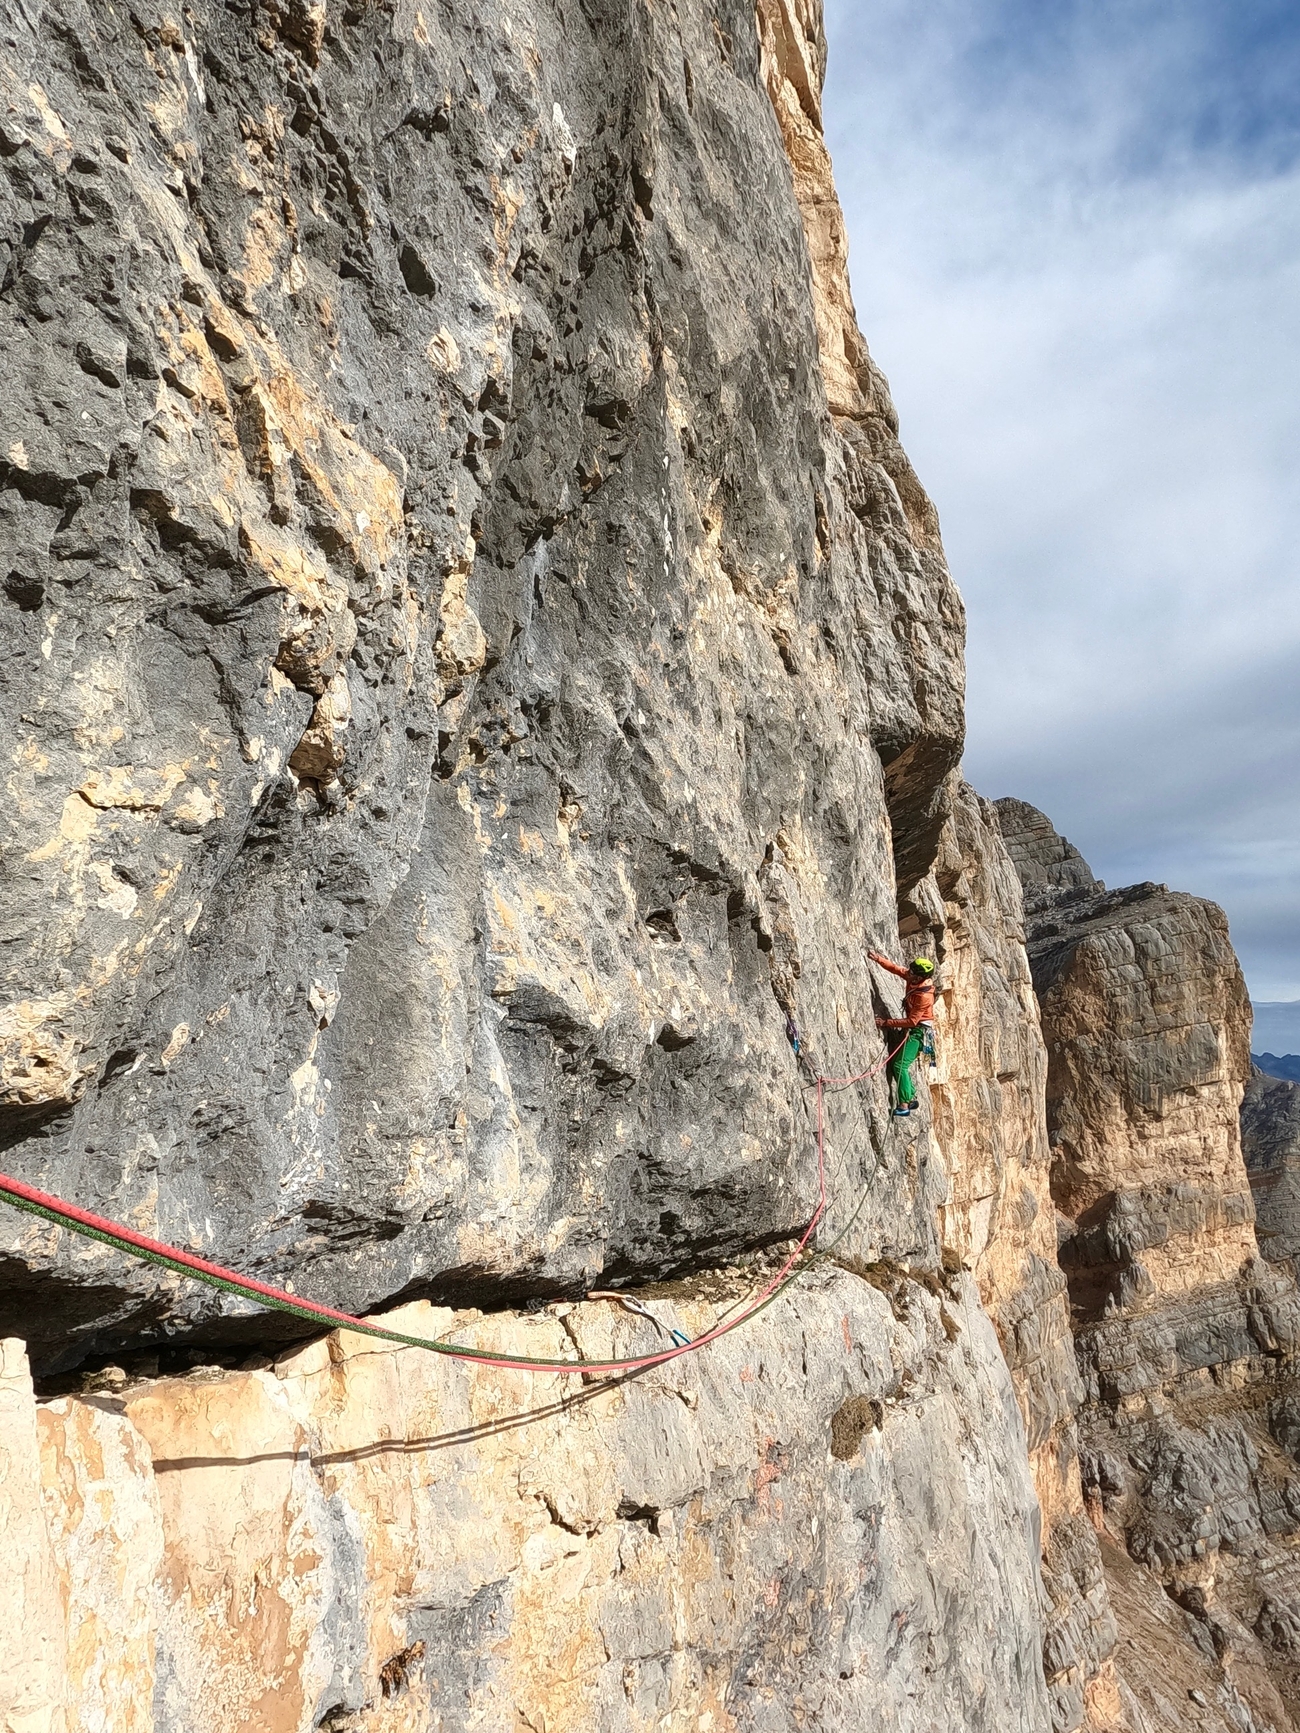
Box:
[887,1027,925,1107]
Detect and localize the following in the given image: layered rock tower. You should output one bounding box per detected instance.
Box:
[998,801,1300,1731]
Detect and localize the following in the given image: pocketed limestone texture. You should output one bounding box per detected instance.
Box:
[997,799,1300,1732]
[0,0,1066,1725]
[0,0,962,1375]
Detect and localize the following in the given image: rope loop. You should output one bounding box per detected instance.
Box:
[0,1031,910,1376]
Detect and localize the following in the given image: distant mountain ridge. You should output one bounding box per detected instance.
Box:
[1255,1052,1300,1084]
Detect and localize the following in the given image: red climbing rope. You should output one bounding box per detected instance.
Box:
[0,1035,905,1377]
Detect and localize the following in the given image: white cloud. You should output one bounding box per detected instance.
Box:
[823,0,1300,996]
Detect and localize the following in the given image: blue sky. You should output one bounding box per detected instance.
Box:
[822,0,1300,1001]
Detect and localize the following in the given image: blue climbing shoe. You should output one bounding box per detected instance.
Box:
[893,1106,910,1118]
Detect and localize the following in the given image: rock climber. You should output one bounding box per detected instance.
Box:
[867,951,936,1117]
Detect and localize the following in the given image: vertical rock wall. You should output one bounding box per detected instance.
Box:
[1243,1071,1300,1270]
[5,0,1296,1726]
[0,0,966,1376]
[0,1337,69,1733]
[921,784,1122,1732]
[4,1278,1055,1732]
[995,800,1256,1317]
[0,0,1064,1728]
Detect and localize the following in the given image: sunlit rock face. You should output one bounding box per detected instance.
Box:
[998,799,1300,1733]
[0,0,962,1372]
[994,799,1257,1319]
[918,783,1120,1732]
[13,0,1300,1724]
[4,1283,1054,1733]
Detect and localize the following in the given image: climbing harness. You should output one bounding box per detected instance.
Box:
[0,1030,910,1379]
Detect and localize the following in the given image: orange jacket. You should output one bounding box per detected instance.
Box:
[869,953,935,1028]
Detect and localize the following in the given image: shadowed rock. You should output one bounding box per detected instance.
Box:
[1243,1068,1300,1269]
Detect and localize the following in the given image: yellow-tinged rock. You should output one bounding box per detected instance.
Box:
[0,997,86,1111]
[36,1399,164,1733]
[0,1339,67,1733]
[123,1372,335,1733]
[79,767,189,812]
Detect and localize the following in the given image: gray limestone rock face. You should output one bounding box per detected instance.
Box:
[0,4,1073,1727]
[22,0,1300,1723]
[921,781,1117,1732]
[5,1270,1058,1733]
[992,798,1101,919]
[0,0,963,1371]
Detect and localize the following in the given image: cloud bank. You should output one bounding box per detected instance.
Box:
[822,0,1300,998]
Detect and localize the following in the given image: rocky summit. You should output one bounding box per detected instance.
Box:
[1,3,1296,1730]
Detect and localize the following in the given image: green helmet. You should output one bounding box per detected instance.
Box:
[910,957,935,976]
